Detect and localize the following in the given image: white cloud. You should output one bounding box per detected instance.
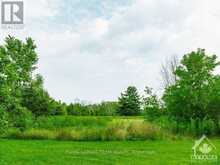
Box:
[1,0,220,103]
[25,0,58,19]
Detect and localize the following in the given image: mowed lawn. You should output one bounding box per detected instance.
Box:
[1,139,220,165]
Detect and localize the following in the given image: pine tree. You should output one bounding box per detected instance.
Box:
[117,86,141,116]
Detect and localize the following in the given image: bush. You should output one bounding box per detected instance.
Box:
[144,107,164,122]
[9,105,33,131]
[188,118,216,136]
[201,118,215,135]
[143,87,164,121]
[152,116,218,136]
[50,102,67,116]
[21,75,52,117]
[0,105,9,135]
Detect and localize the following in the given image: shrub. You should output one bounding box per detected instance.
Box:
[21,75,52,117]
[9,105,33,131]
[0,105,9,135]
[201,118,215,135]
[152,116,218,136]
[143,87,163,121]
[50,101,67,116]
[188,118,216,136]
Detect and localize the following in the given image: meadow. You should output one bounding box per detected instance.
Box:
[4,116,170,141]
[0,139,219,165]
[1,116,219,165]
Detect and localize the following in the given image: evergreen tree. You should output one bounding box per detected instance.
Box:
[117,86,141,116]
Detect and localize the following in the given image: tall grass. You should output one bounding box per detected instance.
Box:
[7,129,55,140]
[34,116,113,129]
[150,116,218,137]
[5,116,171,141]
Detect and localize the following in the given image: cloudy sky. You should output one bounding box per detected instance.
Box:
[0,0,220,103]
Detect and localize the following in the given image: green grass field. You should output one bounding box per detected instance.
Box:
[2,116,220,164]
[0,139,220,165]
[6,116,164,141]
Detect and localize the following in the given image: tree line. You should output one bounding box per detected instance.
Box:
[1,36,220,135]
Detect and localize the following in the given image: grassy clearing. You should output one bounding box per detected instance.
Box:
[34,116,114,129]
[34,116,144,129]
[5,116,170,141]
[0,139,219,165]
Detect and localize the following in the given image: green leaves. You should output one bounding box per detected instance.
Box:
[0,36,40,131]
[0,36,38,109]
[143,87,162,121]
[163,49,220,125]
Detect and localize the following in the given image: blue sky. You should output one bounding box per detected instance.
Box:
[1,0,220,103]
[55,0,133,24]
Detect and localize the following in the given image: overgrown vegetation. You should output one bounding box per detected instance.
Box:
[141,49,220,136]
[67,102,119,116]
[162,49,220,136]
[1,36,220,140]
[4,116,170,141]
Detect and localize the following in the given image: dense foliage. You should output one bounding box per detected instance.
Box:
[117,86,141,116]
[163,49,220,135]
[0,36,38,111]
[67,102,118,116]
[0,36,38,130]
[21,74,53,116]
